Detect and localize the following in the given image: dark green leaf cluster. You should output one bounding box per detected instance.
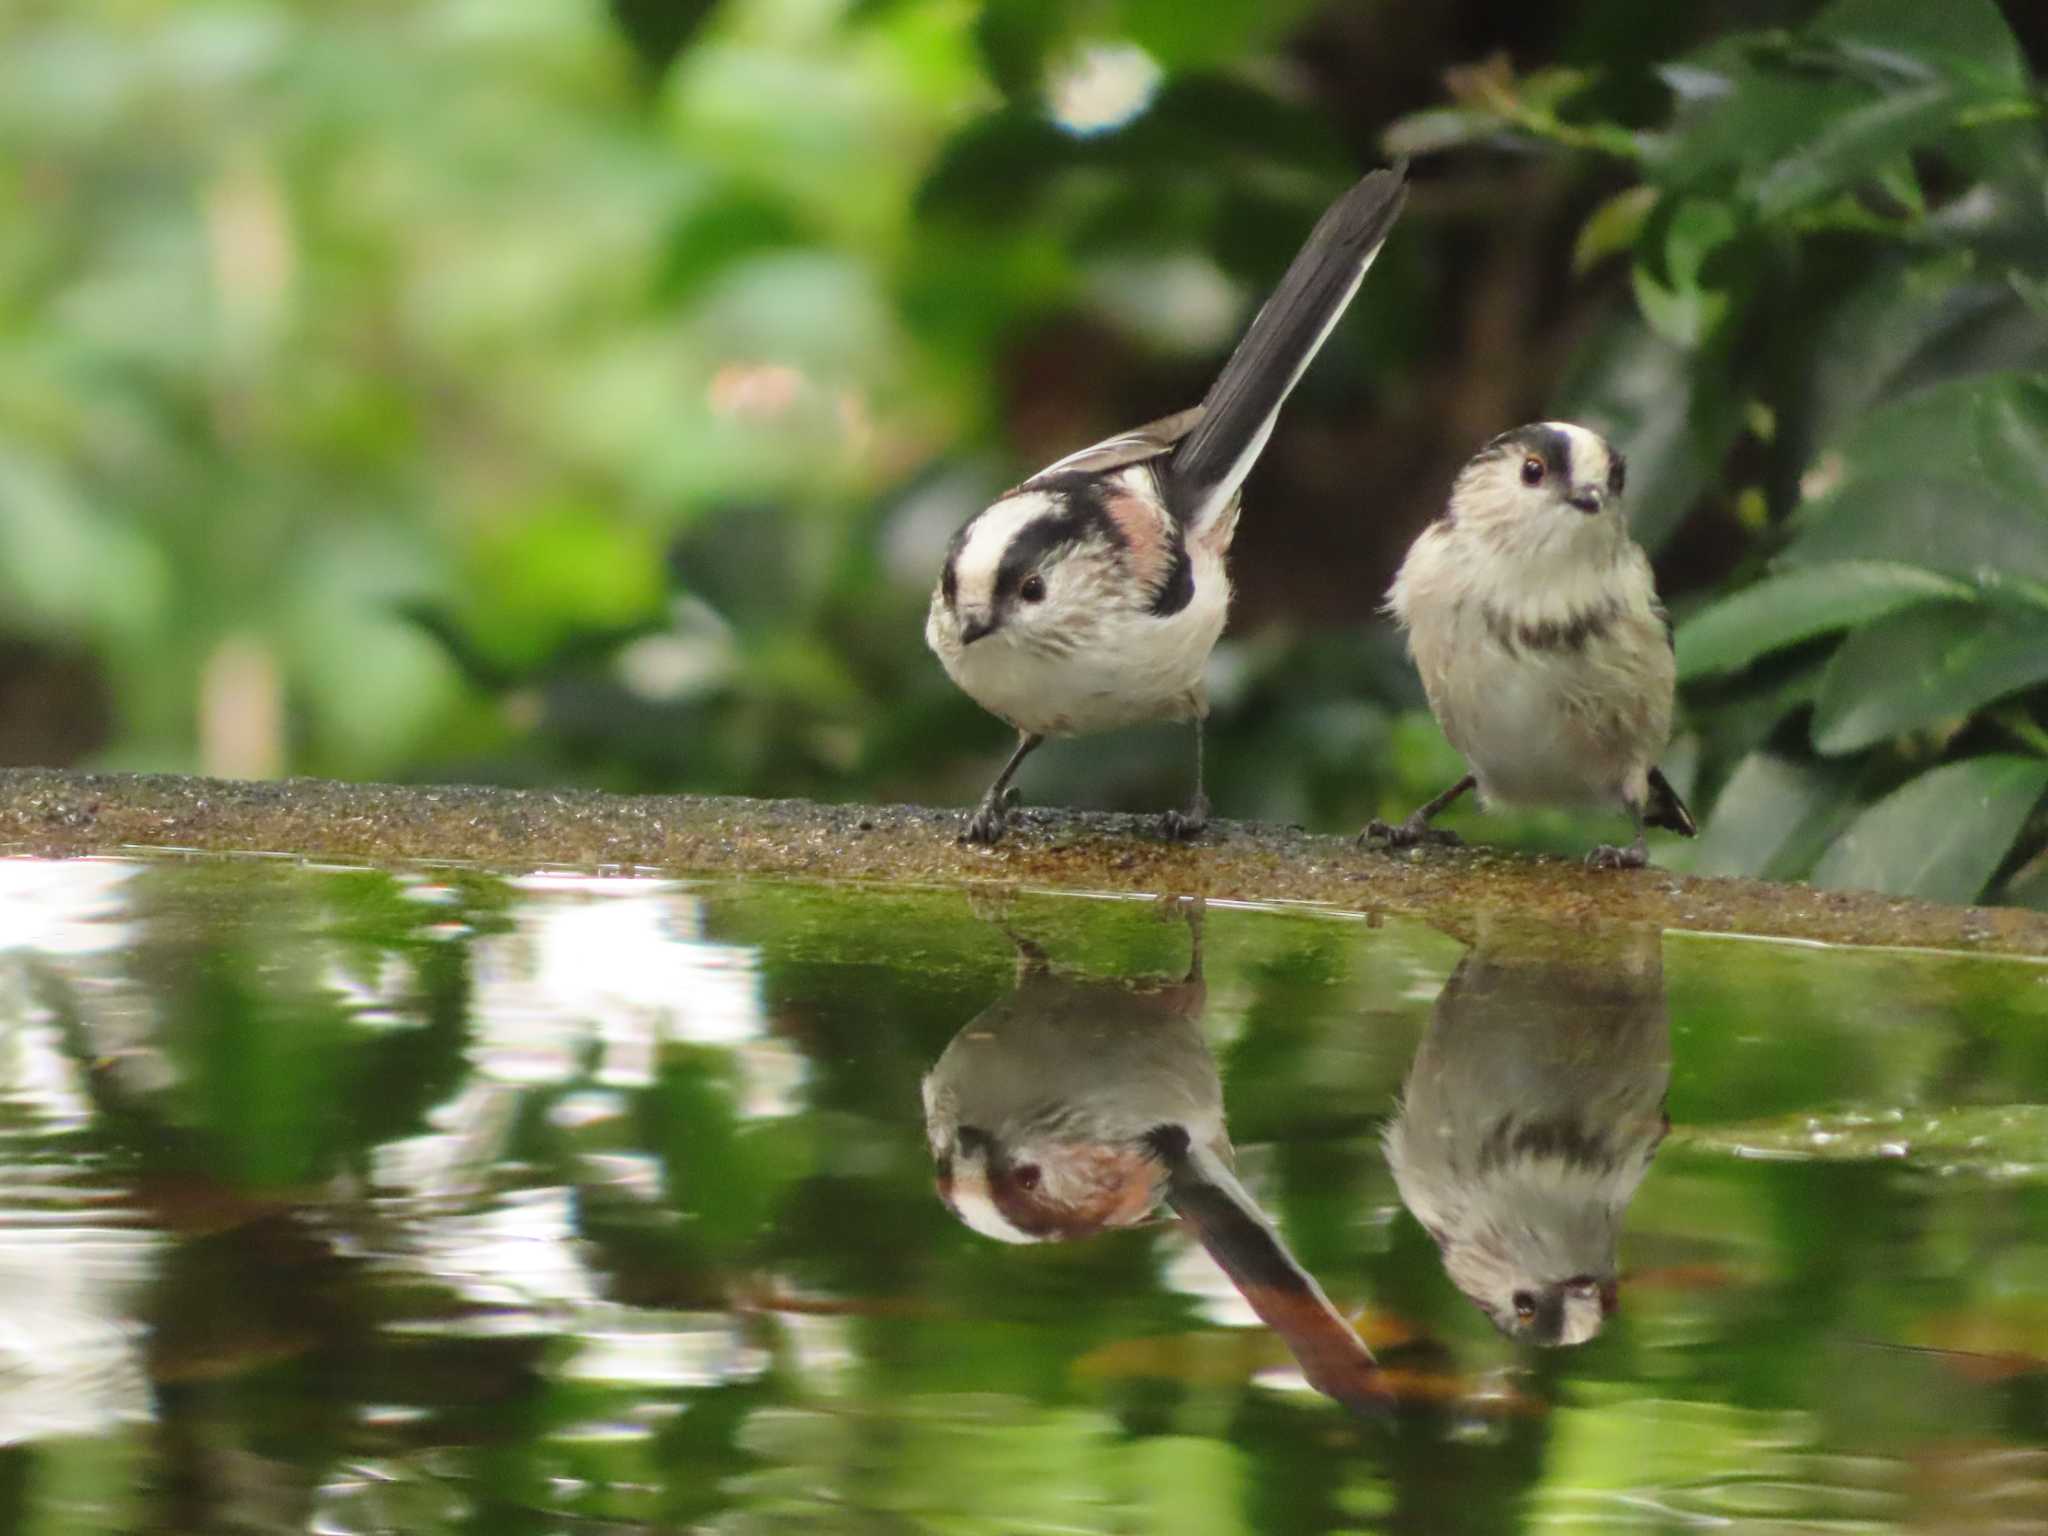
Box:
[1394,0,2048,900]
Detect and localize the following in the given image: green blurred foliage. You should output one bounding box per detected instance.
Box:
[1,0,2045,901]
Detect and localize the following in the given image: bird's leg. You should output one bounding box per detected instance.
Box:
[963,887,1049,974]
[961,732,1042,845]
[1587,801,1650,870]
[1160,716,1210,842]
[1149,895,1206,984]
[1362,773,1474,849]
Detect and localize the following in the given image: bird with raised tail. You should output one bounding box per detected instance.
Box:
[1367,421,1697,867]
[928,165,1409,844]
[921,900,1389,1412]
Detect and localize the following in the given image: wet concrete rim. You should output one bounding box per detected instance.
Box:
[0,766,2040,957]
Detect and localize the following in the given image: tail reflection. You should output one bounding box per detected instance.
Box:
[923,898,1387,1410]
[1385,921,1670,1346]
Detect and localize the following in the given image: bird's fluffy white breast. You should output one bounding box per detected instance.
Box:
[929,542,1230,737]
[1389,518,1671,811]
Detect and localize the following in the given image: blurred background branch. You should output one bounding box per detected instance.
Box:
[0,0,2044,902]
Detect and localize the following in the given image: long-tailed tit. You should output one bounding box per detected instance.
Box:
[922,899,1387,1410]
[1384,920,1670,1346]
[928,167,1409,844]
[1368,421,1697,868]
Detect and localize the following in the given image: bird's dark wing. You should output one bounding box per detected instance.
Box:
[1645,767,1697,836]
[1019,406,1203,490]
[1166,164,1408,537]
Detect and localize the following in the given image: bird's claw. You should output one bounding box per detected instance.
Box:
[964,884,1018,924]
[960,803,1011,846]
[1586,842,1647,870]
[1160,793,1209,842]
[1360,818,1462,850]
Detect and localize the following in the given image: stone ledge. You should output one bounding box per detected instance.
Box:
[0,766,2040,956]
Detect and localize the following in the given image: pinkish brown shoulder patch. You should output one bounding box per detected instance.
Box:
[1102,487,1172,589]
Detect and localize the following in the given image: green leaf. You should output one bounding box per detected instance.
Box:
[607,0,717,81]
[1751,81,1961,220]
[1675,560,1975,679]
[1555,311,1747,551]
[1651,4,2031,217]
[657,188,808,301]
[1810,603,2048,754]
[1839,371,2048,505]
[1785,374,2048,584]
[1689,750,1861,880]
[1630,197,1740,346]
[1810,754,2048,901]
[1786,477,2048,588]
[1382,105,1503,158]
[1122,0,1323,72]
[1574,185,1657,273]
[1810,0,2029,94]
[971,0,1071,100]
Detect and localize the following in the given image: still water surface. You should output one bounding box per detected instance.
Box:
[3,855,2047,1532]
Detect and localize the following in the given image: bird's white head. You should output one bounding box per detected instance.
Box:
[928,479,1131,658]
[1445,421,1629,564]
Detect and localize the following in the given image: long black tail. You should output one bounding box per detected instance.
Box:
[1167,164,1408,534]
[1148,1127,1389,1414]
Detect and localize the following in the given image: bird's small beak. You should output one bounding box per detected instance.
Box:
[1566,484,1606,515]
[959,612,997,645]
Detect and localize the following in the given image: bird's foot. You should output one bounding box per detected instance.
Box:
[1159,794,1210,843]
[1360,818,1462,850]
[964,884,1018,925]
[960,800,1012,846]
[1586,842,1648,870]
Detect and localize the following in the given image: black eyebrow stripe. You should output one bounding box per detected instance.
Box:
[1479,424,1574,481]
[940,518,973,607]
[992,477,1122,598]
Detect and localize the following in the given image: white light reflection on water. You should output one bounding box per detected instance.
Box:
[384,1183,600,1327]
[0,1225,158,1446]
[0,864,158,1447]
[465,873,799,1112]
[0,856,139,958]
[561,1303,769,1388]
[364,873,794,1392]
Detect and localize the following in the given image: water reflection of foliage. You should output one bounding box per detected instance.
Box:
[5,864,2048,1530]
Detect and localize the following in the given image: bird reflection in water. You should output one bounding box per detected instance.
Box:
[922,897,1387,1410]
[1384,919,1670,1346]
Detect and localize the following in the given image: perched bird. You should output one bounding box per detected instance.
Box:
[922,899,1387,1410]
[1383,919,1670,1347]
[1368,421,1696,867]
[928,166,1409,844]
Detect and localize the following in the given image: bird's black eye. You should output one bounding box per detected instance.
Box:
[1521,457,1545,488]
[1512,1290,1537,1322]
[1018,574,1046,604]
[1012,1163,1041,1190]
